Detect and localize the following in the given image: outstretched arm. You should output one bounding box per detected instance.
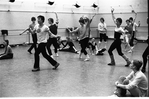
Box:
[132,11,137,23]
[90,13,96,23]
[19,28,29,35]
[55,12,59,25]
[111,8,116,25]
[67,27,79,34]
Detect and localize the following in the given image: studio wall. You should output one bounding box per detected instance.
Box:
[0,0,148,44]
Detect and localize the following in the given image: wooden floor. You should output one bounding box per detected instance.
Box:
[0,39,148,97]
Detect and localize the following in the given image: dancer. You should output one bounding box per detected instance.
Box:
[97,17,107,50]
[142,17,149,73]
[47,12,59,57]
[123,19,133,51]
[108,8,131,66]
[28,15,59,72]
[114,60,148,97]
[68,14,96,61]
[128,11,140,53]
[59,37,79,54]
[20,17,37,54]
[0,40,13,60]
[87,38,98,55]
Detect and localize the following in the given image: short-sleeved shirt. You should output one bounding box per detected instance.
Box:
[98,22,107,34]
[34,24,49,43]
[124,25,133,34]
[78,25,90,40]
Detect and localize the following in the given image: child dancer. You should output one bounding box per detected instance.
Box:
[28,15,59,72]
[123,19,133,51]
[68,14,96,61]
[97,17,107,50]
[47,12,59,57]
[128,11,140,53]
[108,8,131,67]
[142,17,149,73]
[20,17,37,54]
[87,38,98,55]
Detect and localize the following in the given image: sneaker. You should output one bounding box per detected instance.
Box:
[128,50,132,53]
[28,50,32,54]
[84,55,90,61]
[84,58,90,61]
[79,53,82,59]
[32,68,40,72]
[55,53,59,57]
[53,63,60,70]
[141,69,146,73]
[108,63,115,66]
[125,61,131,67]
[50,55,54,59]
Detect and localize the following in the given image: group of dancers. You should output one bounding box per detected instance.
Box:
[0,9,148,72]
[0,8,148,97]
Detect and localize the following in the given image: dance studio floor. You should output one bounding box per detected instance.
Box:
[0,39,148,97]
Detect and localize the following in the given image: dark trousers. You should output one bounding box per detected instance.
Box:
[0,53,13,60]
[34,43,57,69]
[47,38,58,55]
[142,45,149,69]
[28,34,37,52]
[129,31,135,47]
[79,37,89,55]
[108,39,124,56]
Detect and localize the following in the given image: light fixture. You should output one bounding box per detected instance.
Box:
[9,0,15,3]
[74,3,81,8]
[91,3,98,8]
[47,1,54,5]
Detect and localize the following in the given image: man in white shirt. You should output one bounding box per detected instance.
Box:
[29,15,60,72]
[114,59,148,97]
[97,17,107,50]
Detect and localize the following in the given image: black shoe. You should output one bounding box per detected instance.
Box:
[53,63,60,70]
[32,68,40,72]
[125,64,129,67]
[108,63,115,66]
[141,69,146,73]
[28,50,32,54]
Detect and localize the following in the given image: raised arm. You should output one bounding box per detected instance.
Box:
[54,12,59,25]
[111,8,116,25]
[132,11,137,23]
[90,13,96,23]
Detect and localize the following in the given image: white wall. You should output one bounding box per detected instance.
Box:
[0,0,148,44]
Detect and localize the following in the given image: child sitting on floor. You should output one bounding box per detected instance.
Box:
[0,40,13,60]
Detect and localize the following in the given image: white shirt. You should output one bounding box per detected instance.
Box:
[132,22,139,31]
[125,71,148,91]
[98,22,107,34]
[34,24,49,44]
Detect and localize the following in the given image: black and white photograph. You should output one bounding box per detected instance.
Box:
[0,0,148,98]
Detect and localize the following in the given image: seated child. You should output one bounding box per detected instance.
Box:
[0,40,13,60]
[87,38,98,55]
[59,37,79,54]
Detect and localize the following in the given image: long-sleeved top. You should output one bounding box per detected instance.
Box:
[125,70,148,91]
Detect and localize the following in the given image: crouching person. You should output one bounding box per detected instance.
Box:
[114,59,148,97]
